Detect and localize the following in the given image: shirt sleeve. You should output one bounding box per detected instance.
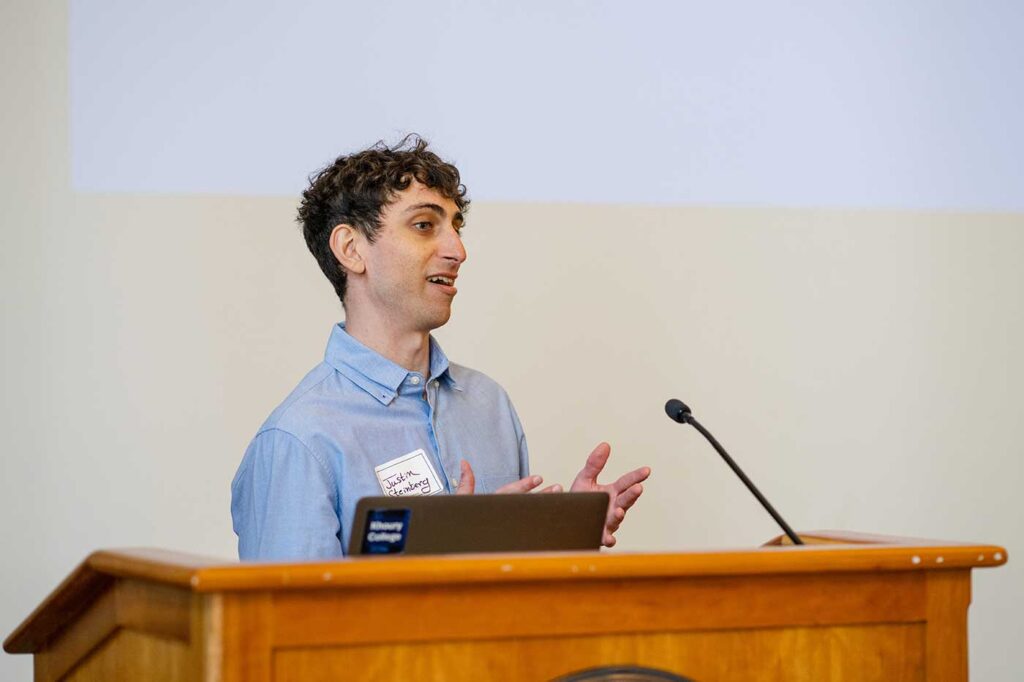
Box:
[518,429,530,479]
[508,399,531,479]
[231,428,343,561]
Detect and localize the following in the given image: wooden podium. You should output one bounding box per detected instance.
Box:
[4,531,1006,681]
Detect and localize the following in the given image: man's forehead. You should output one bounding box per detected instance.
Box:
[385,181,458,214]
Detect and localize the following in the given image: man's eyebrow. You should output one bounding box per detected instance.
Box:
[402,202,447,217]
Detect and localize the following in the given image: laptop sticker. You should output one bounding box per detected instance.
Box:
[360,508,411,554]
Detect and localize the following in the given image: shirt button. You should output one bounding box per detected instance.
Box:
[432,380,439,388]
[410,376,421,385]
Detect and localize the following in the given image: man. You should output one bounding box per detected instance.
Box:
[231,136,649,560]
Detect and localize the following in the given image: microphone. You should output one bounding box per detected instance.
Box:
[665,399,804,545]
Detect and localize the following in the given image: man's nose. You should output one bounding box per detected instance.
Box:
[440,225,467,264]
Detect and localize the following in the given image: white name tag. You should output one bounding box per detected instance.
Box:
[374,448,444,497]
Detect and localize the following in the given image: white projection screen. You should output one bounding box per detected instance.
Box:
[70,0,1023,209]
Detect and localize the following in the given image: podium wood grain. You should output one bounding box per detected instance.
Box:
[4,532,1007,681]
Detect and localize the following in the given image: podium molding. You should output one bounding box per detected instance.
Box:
[4,531,1007,681]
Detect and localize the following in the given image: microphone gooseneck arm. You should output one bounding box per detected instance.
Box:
[665,399,804,545]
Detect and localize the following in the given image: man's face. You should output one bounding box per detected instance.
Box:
[358,181,467,333]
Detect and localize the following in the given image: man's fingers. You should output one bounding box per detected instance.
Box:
[495,475,545,494]
[454,460,476,495]
[603,504,629,546]
[609,466,651,495]
[605,505,626,533]
[570,442,612,490]
[569,453,649,547]
[473,472,556,494]
[601,486,643,546]
[615,483,645,512]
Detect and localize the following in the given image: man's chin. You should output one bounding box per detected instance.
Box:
[419,308,453,332]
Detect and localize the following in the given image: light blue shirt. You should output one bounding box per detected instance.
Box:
[231,324,530,561]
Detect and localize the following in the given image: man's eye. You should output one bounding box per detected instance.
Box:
[413,221,433,231]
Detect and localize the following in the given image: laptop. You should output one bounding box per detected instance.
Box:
[348,492,609,556]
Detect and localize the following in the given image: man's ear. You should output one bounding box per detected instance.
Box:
[329,224,366,274]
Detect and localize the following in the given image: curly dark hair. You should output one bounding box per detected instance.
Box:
[297,134,470,305]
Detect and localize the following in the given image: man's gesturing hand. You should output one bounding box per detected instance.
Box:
[570,442,650,547]
[454,460,562,495]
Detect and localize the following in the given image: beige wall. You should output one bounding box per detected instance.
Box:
[2,2,1021,680]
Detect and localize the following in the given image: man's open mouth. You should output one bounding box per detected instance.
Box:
[427,276,455,286]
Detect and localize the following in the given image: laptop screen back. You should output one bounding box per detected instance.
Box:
[348,492,609,556]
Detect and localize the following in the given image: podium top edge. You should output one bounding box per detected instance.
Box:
[3,531,1007,654]
[48,531,1023,592]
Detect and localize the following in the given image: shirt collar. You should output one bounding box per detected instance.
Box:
[323,323,460,405]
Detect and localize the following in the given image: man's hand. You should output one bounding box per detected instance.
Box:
[570,442,650,547]
[454,460,562,495]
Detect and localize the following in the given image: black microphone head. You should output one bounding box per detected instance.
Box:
[665,398,692,423]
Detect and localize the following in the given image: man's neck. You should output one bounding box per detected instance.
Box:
[344,314,431,377]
